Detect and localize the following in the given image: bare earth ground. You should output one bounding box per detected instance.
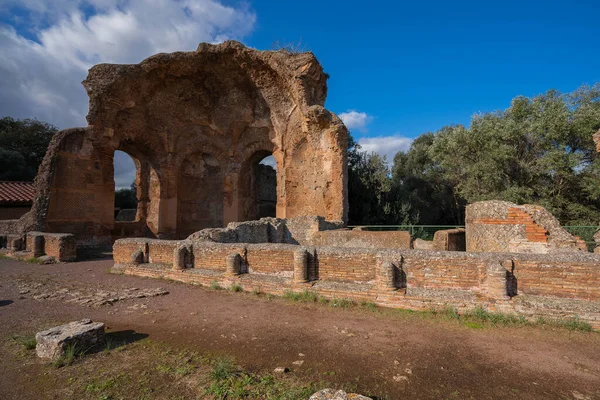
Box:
[1,257,600,400]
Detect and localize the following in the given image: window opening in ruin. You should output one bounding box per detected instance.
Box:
[114,150,138,222]
[256,155,277,218]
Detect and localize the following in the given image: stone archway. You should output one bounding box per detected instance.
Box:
[4,41,349,246]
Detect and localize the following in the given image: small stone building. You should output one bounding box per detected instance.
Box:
[0,181,34,220]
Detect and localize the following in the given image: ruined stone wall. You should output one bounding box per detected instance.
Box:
[1,41,348,246]
[465,200,587,253]
[112,237,600,328]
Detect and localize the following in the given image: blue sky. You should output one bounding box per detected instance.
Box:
[1,0,599,184]
[246,0,600,157]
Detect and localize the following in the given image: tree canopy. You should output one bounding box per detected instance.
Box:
[0,117,57,181]
[348,84,600,226]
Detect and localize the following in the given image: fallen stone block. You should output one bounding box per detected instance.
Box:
[38,255,56,264]
[35,319,105,359]
[309,389,372,400]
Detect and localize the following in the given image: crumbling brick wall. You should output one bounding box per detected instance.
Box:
[465,200,587,253]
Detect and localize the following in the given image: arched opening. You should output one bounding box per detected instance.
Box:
[177,152,225,238]
[111,146,163,240]
[238,150,278,221]
[113,150,138,222]
[256,155,277,218]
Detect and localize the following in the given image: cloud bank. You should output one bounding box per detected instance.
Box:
[0,0,256,186]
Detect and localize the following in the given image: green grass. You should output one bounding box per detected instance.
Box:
[282,289,319,303]
[418,305,594,332]
[11,334,37,350]
[252,288,262,296]
[52,343,79,368]
[25,257,43,264]
[329,298,355,308]
[205,356,317,399]
[85,377,117,393]
[230,284,243,292]
[359,301,378,311]
[210,281,222,290]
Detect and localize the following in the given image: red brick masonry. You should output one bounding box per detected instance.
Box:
[113,238,600,329]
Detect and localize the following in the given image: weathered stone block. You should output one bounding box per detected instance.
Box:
[35,319,105,359]
[309,389,372,400]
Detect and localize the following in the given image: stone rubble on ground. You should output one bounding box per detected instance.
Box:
[35,319,105,360]
[14,279,168,307]
[37,255,56,264]
[273,367,289,374]
[309,389,372,400]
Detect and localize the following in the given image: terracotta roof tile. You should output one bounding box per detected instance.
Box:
[0,181,35,205]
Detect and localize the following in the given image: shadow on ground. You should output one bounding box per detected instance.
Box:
[0,300,14,307]
[105,330,149,350]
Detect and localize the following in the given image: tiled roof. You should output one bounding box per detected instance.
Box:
[0,181,35,205]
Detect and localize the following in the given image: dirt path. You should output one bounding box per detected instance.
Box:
[1,257,599,399]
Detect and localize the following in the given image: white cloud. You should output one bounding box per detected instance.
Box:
[358,135,413,163]
[0,0,256,128]
[339,110,371,132]
[0,0,256,183]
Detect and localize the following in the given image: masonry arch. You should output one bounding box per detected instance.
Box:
[15,42,348,246]
[238,148,279,222]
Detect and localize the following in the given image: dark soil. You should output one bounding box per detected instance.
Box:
[1,257,599,399]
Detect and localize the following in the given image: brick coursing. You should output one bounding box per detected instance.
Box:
[112,238,600,329]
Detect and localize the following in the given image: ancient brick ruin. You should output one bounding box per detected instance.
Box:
[0,41,348,247]
[466,200,588,253]
[1,44,599,328]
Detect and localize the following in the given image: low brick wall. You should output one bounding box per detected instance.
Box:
[44,233,77,261]
[112,238,600,328]
[194,244,247,271]
[309,230,412,249]
[514,260,600,301]
[21,231,76,261]
[246,244,297,275]
[113,238,180,265]
[315,247,377,282]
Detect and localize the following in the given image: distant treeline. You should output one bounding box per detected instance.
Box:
[348,84,600,226]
